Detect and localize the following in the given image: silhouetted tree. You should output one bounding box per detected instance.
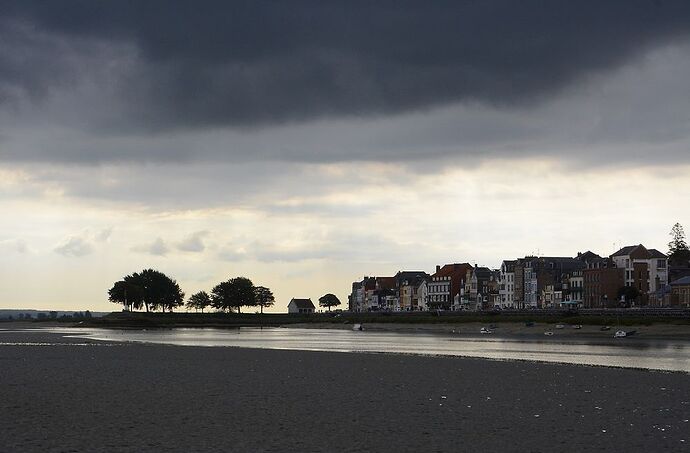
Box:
[187,291,211,313]
[254,286,275,314]
[211,277,256,313]
[108,279,144,311]
[668,222,688,254]
[667,223,690,268]
[318,293,341,311]
[109,269,184,312]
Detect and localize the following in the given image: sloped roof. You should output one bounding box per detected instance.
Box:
[612,245,667,259]
[473,266,493,279]
[612,245,638,257]
[376,276,396,290]
[577,251,602,262]
[648,249,667,259]
[363,277,377,290]
[502,260,517,271]
[395,270,430,286]
[289,298,315,309]
[433,263,472,278]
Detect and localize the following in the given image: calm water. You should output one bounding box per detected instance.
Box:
[51,327,690,373]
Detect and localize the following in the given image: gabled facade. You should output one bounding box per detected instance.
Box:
[395,271,430,311]
[427,263,473,310]
[461,266,495,310]
[349,276,376,312]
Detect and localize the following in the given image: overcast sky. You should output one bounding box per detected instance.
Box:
[1,1,689,311]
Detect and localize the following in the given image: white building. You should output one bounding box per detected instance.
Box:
[499,260,516,308]
[611,245,668,295]
[287,298,315,314]
[417,280,429,311]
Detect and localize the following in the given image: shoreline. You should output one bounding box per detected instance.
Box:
[5,318,689,341]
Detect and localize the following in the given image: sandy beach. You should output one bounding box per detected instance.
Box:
[1,328,689,452]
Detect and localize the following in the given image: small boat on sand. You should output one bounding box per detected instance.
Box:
[480,327,493,334]
[544,331,554,336]
[614,329,637,338]
[353,323,363,331]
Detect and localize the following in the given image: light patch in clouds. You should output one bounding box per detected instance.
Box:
[0,238,29,254]
[54,235,93,257]
[133,237,169,256]
[177,231,208,253]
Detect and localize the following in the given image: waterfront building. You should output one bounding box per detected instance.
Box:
[288,298,315,314]
[499,260,517,308]
[427,263,473,311]
[611,245,668,305]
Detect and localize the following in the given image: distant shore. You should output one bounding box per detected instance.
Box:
[1,328,689,452]
[6,309,689,341]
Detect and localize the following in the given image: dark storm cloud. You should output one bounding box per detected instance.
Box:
[2,0,690,129]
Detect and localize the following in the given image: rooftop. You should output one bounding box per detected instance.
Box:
[289,298,315,309]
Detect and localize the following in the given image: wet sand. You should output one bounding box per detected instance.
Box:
[1,329,689,452]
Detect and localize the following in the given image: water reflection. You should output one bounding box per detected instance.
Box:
[59,327,690,373]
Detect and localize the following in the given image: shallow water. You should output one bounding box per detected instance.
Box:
[42,326,690,373]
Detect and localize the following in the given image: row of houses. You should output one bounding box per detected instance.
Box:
[349,244,690,312]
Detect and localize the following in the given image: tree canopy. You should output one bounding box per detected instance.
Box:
[211,277,256,313]
[108,279,144,311]
[186,291,211,313]
[108,269,184,312]
[318,293,341,311]
[254,286,275,314]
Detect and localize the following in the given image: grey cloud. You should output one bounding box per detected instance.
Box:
[54,235,93,257]
[1,0,689,133]
[132,237,169,256]
[177,231,209,253]
[95,227,113,242]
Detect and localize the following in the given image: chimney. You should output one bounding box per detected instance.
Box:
[436,265,441,273]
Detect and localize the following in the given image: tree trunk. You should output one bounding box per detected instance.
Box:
[145,303,149,313]
[260,305,263,314]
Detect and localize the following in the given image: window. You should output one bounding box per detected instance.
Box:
[658,259,666,269]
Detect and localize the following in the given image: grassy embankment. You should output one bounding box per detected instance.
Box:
[68,309,690,328]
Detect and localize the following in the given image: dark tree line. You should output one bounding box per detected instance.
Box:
[109,271,276,314]
[198,277,275,313]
